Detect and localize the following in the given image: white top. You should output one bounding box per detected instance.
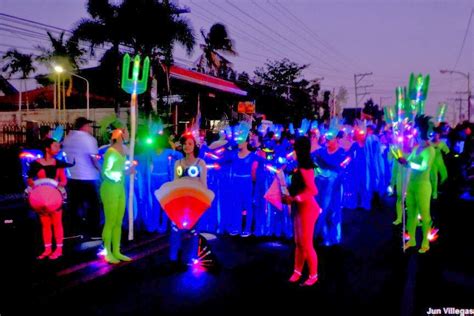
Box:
[62,130,99,180]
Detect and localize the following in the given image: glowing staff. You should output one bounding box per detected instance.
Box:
[206,163,221,170]
[121,54,150,241]
[396,87,407,123]
[214,147,225,155]
[265,164,279,173]
[339,156,352,168]
[204,152,220,160]
[286,151,295,160]
[408,73,430,115]
[395,86,410,251]
[383,106,395,125]
[436,103,447,123]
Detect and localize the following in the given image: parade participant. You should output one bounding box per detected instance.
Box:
[168,134,208,264]
[100,128,134,264]
[149,134,183,233]
[313,128,347,246]
[283,136,320,286]
[390,128,413,225]
[430,127,449,199]
[249,130,268,236]
[397,115,435,253]
[344,124,371,210]
[228,122,259,237]
[27,138,70,260]
[63,117,101,239]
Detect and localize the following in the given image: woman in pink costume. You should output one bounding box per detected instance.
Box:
[283,136,320,286]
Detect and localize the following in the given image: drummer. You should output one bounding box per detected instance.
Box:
[27,138,68,260]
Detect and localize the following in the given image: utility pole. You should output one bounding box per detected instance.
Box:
[448,97,463,123]
[440,69,471,121]
[354,72,373,108]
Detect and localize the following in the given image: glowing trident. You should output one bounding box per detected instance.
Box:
[408,73,430,115]
[121,54,150,240]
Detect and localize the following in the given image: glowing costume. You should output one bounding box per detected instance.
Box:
[289,167,320,284]
[269,137,294,238]
[166,158,210,264]
[344,141,371,210]
[228,151,259,235]
[404,144,435,253]
[430,140,449,199]
[390,157,408,225]
[149,148,183,233]
[100,147,131,263]
[313,146,346,246]
[27,160,69,260]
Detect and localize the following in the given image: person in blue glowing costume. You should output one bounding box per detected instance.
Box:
[227,123,259,237]
[344,127,371,210]
[148,134,183,233]
[313,130,348,246]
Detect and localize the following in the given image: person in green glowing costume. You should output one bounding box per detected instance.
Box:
[100,128,134,264]
[390,130,412,226]
[430,127,449,200]
[397,115,435,253]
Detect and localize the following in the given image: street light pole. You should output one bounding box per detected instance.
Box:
[71,73,90,119]
[54,65,90,119]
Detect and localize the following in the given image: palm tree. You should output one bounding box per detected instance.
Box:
[72,0,195,113]
[197,23,237,78]
[36,31,86,72]
[1,49,36,112]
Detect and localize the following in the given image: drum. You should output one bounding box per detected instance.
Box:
[26,178,67,213]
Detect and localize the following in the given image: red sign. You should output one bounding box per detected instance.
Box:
[238,101,255,114]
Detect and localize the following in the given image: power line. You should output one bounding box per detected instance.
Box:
[267,0,359,73]
[453,8,473,70]
[209,0,331,68]
[191,1,346,81]
[0,13,72,34]
[190,1,288,59]
[274,0,367,72]
[249,0,343,72]
[224,0,339,72]
[354,72,373,108]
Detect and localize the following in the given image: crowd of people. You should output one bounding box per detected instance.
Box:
[22,114,474,285]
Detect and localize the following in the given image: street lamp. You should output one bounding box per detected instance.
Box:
[440,69,471,120]
[54,65,90,119]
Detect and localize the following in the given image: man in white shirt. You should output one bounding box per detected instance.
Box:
[63,117,102,239]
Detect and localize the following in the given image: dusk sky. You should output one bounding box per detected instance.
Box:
[2,0,473,122]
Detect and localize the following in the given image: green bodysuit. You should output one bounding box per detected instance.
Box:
[100,147,131,263]
[430,141,449,199]
[405,145,435,252]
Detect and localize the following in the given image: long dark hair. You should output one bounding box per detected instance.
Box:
[294,136,314,169]
[41,138,57,156]
[180,134,200,157]
[415,115,433,141]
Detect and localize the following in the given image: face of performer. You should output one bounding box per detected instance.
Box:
[249,133,260,148]
[122,128,129,142]
[238,141,248,151]
[46,141,61,156]
[327,138,338,152]
[81,123,93,134]
[182,137,195,157]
